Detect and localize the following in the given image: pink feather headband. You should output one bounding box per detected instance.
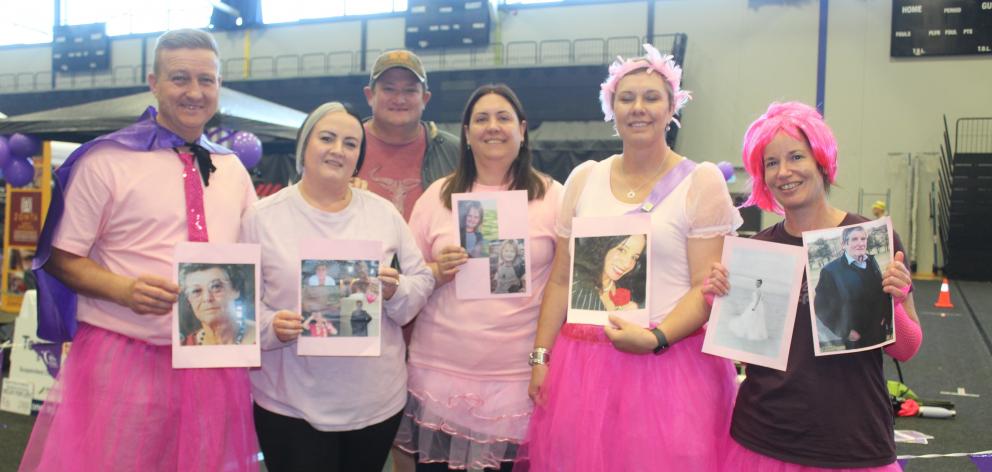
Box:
[599,43,692,127]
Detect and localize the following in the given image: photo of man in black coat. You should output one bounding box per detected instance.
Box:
[813,225,892,350]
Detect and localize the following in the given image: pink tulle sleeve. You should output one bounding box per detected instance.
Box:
[884,300,922,362]
[685,162,743,239]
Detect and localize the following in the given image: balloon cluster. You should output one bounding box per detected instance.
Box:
[716,161,736,183]
[206,128,263,169]
[0,133,40,187]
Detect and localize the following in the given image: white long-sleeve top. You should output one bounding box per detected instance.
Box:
[240,184,434,431]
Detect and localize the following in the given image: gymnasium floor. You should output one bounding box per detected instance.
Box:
[0,279,988,471]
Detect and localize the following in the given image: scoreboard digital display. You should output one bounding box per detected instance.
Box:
[891,0,992,57]
[405,1,494,50]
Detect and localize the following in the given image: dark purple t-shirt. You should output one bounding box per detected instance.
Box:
[730,213,904,468]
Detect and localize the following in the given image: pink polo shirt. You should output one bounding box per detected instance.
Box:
[53,142,257,345]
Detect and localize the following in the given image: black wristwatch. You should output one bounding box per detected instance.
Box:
[650,327,670,354]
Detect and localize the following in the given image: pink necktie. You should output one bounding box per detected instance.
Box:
[178,152,209,242]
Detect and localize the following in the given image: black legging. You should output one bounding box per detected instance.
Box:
[415,460,514,472]
[254,403,402,472]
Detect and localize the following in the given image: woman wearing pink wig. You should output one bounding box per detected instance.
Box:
[704,101,922,471]
[517,44,741,471]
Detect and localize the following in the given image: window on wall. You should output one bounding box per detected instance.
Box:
[0,1,55,46]
[262,0,408,24]
[501,0,564,4]
[62,0,212,37]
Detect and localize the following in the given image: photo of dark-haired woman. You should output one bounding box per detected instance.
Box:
[458,199,495,258]
[570,234,647,311]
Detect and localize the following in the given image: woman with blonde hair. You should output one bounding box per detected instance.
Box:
[519,44,741,471]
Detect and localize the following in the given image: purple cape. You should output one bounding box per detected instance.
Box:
[31,106,234,342]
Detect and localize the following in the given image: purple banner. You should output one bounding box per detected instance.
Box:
[972,453,992,472]
[30,342,62,378]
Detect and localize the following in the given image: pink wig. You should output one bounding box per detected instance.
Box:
[599,43,692,126]
[740,102,838,215]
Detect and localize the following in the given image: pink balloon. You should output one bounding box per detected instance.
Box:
[4,156,35,187]
[8,133,39,158]
[230,131,263,169]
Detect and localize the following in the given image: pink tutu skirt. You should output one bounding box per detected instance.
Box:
[395,364,532,470]
[19,323,258,472]
[724,438,901,471]
[515,324,736,472]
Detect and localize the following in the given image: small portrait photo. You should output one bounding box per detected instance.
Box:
[300,259,381,338]
[178,263,257,346]
[341,297,378,337]
[458,199,499,258]
[489,239,526,294]
[702,237,805,371]
[570,234,648,312]
[804,218,895,355]
[4,247,35,297]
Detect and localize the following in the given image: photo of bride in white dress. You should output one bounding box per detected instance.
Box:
[728,279,768,341]
[702,237,805,371]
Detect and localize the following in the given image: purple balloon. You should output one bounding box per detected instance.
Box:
[716,161,735,181]
[8,133,40,158]
[0,136,10,169]
[4,156,35,187]
[230,131,263,169]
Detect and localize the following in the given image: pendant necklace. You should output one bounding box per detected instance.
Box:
[620,153,669,199]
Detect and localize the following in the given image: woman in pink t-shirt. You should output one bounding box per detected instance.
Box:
[395,84,563,471]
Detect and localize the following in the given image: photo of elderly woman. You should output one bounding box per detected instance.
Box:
[489,238,526,294]
[570,234,648,311]
[178,263,257,346]
[458,199,498,258]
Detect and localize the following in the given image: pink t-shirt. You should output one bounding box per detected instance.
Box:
[357,123,428,220]
[53,142,257,345]
[407,178,564,379]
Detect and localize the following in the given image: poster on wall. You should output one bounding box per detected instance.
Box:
[2,142,52,312]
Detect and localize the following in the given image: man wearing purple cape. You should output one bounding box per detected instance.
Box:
[20,29,259,472]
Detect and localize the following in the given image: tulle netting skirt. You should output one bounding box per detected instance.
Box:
[515,323,737,472]
[724,437,902,471]
[394,364,532,470]
[19,323,258,472]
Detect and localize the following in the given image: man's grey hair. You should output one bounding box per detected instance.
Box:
[153,29,221,75]
[841,226,867,245]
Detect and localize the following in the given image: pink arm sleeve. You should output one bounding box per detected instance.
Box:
[884,294,922,362]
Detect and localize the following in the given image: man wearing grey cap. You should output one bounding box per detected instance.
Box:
[359,49,459,221]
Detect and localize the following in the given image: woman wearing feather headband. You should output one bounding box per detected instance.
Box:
[517,44,741,471]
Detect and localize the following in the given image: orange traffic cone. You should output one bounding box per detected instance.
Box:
[934,278,954,309]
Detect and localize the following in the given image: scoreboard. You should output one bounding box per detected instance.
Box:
[891,0,992,57]
[406,1,494,50]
